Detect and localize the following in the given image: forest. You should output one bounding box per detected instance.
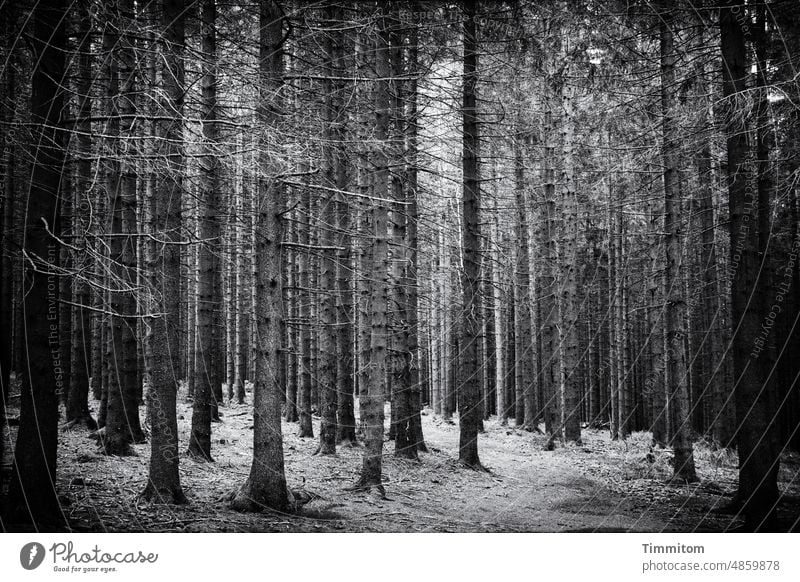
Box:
[1,0,799,534]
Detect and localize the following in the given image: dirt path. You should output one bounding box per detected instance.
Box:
[36,396,800,532]
[350,415,665,532]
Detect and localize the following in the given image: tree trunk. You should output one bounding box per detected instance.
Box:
[513,137,533,430]
[186,0,222,459]
[234,178,250,405]
[334,75,356,445]
[441,218,454,420]
[615,201,628,439]
[491,197,507,424]
[647,168,668,447]
[355,68,372,436]
[588,290,601,427]
[559,71,581,444]
[187,0,223,466]
[694,20,733,446]
[140,6,185,491]
[99,0,143,455]
[356,1,391,494]
[457,0,483,470]
[316,1,342,456]
[4,0,68,527]
[285,209,300,422]
[231,0,292,514]
[405,26,426,453]
[185,211,197,401]
[335,196,356,443]
[432,230,443,417]
[661,10,697,483]
[540,73,561,439]
[387,15,418,459]
[66,0,96,430]
[224,160,237,401]
[0,3,15,489]
[298,182,314,438]
[59,171,72,411]
[719,0,780,530]
[90,222,105,403]
[606,136,619,441]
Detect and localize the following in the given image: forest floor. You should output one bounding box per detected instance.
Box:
[4,385,800,532]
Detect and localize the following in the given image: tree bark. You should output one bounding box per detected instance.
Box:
[334,39,356,445]
[559,71,581,444]
[432,229,443,417]
[647,166,668,447]
[661,9,697,483]
[4,0,68,527]
[335,198,356,443]
[231,0,292,514]
[190,0,222,462]
[184,0,219,460]
[513,136,534,430]
[719,0,780,530]
[99,0,143,455]
[606,134,619,441]
[316,1,342,456]
[285,208,300,422]
[405,26,426,453]
[0,2,15,490]
[139,1,184,502]
[234,177,250,405]
[491,197,507,424]
[458,0,484,470]
[297,181,314,438]
[615,198,629,439]
[540,72,561,439]
[387,14,418,459]
[66,0,97,430]
[355,2,391,494]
